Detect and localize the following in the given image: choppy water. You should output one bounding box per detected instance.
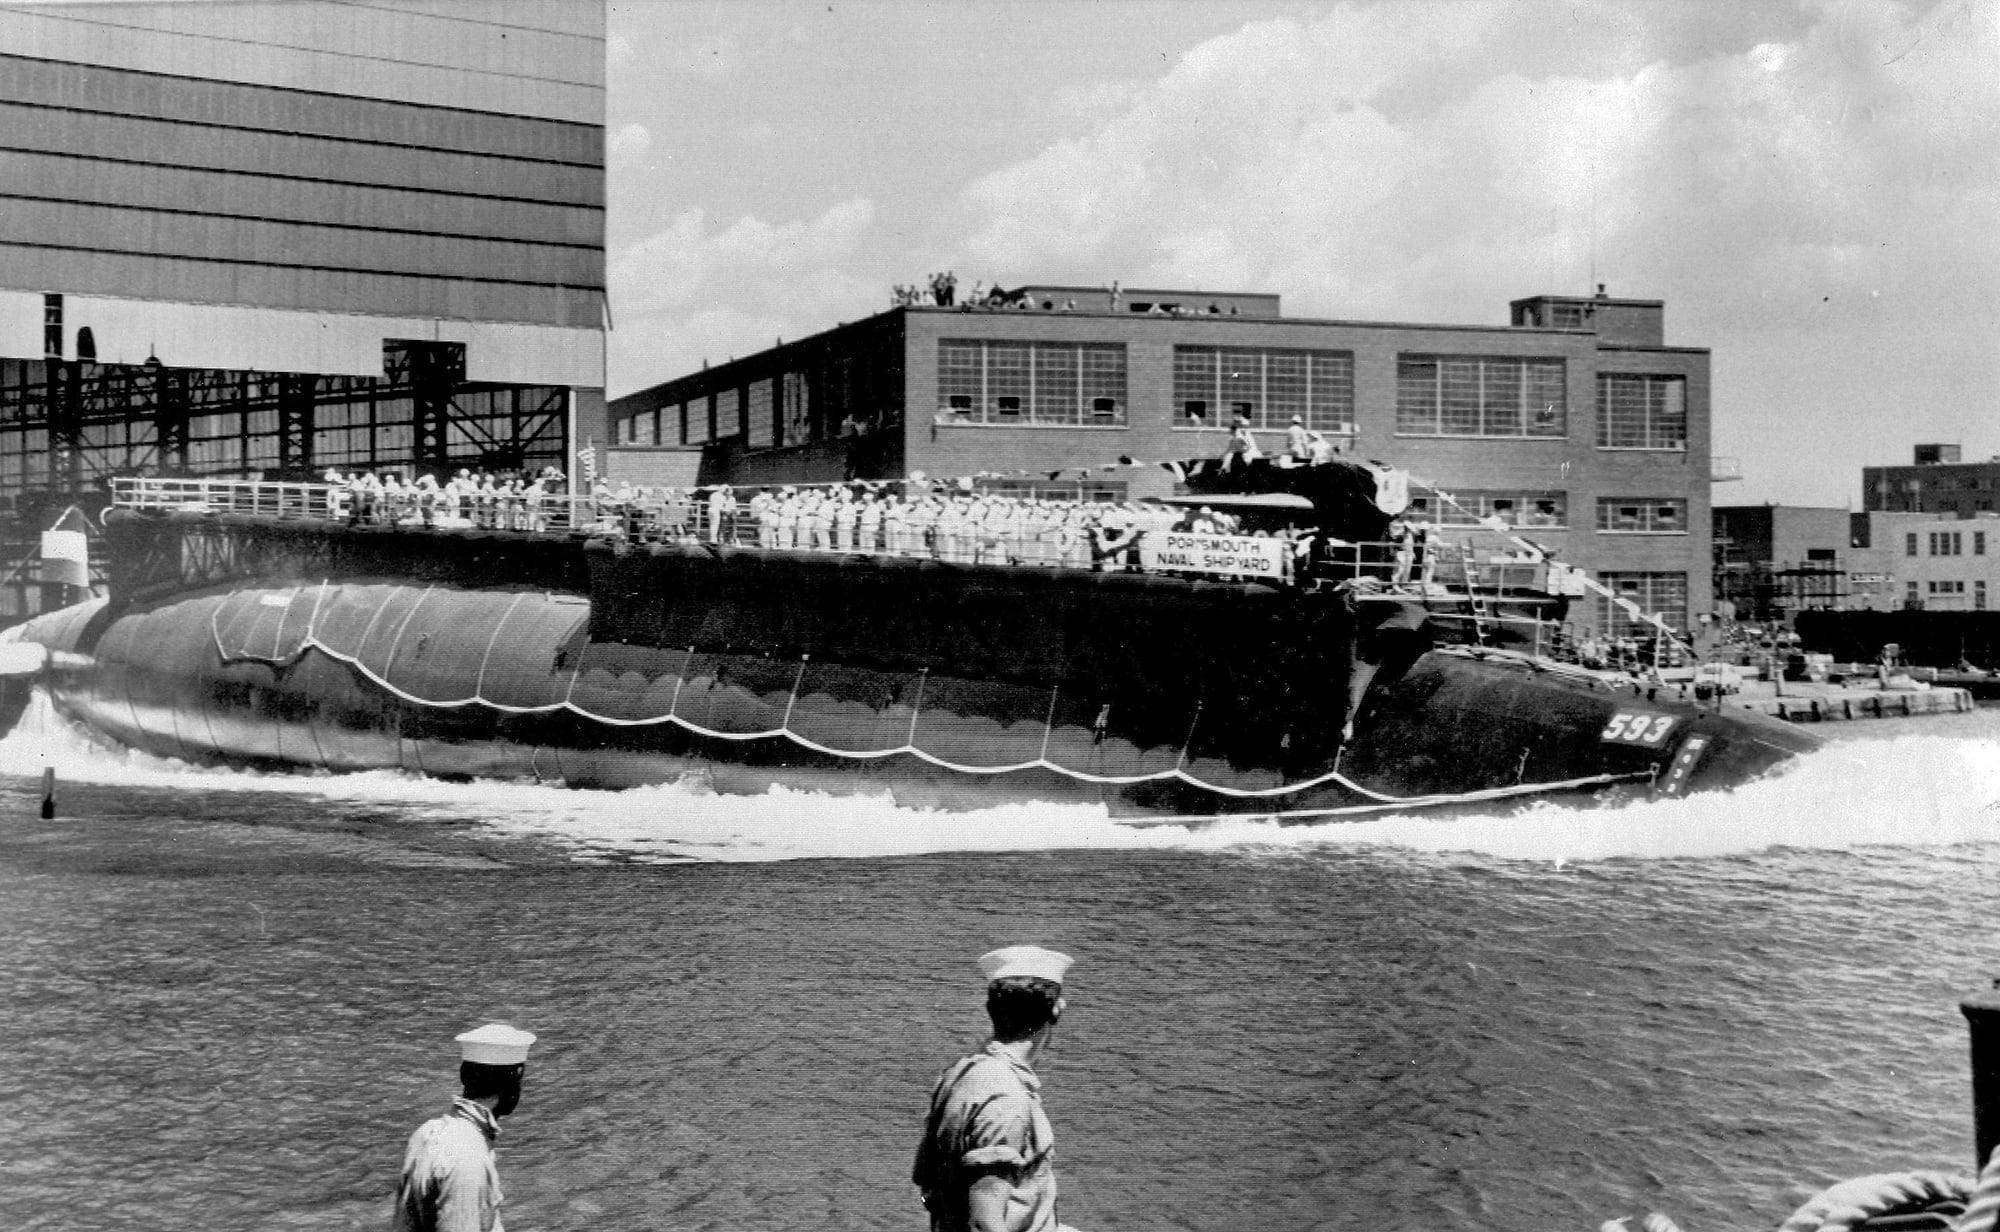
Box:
[2,697,1999,1231]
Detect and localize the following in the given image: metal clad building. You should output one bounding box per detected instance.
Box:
[0,0,606,610]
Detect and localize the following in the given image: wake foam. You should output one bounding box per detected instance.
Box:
[2,691,1995,864]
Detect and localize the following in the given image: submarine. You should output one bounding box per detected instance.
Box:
[0,463,1818,820]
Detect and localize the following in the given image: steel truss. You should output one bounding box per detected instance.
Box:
[0,345,572,516]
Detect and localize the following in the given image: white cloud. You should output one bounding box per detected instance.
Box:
[947,0,2000,502]
[668,33,743,78]
[609,200,881,391]
[606,33,635,66]
[607,122,652,166]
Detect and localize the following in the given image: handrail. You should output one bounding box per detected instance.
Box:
[105,477,1658,645]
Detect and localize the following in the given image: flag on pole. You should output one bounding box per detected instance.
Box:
[40,506,88,589]
[578,437,597,485]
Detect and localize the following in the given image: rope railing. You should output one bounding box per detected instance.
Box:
[206,579,1656,809]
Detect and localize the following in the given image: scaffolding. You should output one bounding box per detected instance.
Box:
[0,340,574,619]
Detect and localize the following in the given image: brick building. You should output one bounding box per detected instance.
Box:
[609,285,1714,635]
[1864,444,2000,517]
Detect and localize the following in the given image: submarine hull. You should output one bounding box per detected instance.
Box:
[0,511,1817,818]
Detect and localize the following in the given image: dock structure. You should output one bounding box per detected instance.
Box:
[1725,679,1976,723]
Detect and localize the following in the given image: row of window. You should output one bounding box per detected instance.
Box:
[1172,346,1354,433]
[1877,476,2000,492]
[939,341,1127,426]
[1394,355,1567,439]
[625,344,1694,450]
[1905,530,1989,556]
[1907,579,1990,609]
[1598,572,1689,636]
[1399,493,1687,533]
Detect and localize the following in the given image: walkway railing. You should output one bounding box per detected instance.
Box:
[108,475,1592,613]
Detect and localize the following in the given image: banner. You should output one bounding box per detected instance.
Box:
[1138,531,1286,580]
[40,507,88,589]
[1370,466,1410,514]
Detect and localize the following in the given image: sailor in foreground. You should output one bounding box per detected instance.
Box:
[914,946,1081,1232]
[392,1022,535,1232]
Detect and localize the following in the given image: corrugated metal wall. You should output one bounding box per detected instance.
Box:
[0,1,604,379]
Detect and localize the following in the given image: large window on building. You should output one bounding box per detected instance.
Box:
[1396,355,1566,438]
[684,394,713,446]
[746,380,774,449]
[783,372,811,445]
[717,388,743,440]
[937,340,1127,425]
[1596,497,1688,534]
[1407,490,1567,528]
[1597,374,1687,450]
[1172,346,1353,432]
[1597,572,1689,636]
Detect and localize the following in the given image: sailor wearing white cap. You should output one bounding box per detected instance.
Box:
[1285,415,1310,460]
[913,947,1078,1232]
[391,1023,535,1232]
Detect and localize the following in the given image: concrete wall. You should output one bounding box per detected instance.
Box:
[1875,512,2000,610]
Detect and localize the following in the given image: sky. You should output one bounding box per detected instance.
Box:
[604,0,2000,508]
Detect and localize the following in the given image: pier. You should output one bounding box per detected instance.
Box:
[1725,677,1976,723]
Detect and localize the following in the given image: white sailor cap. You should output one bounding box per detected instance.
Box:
[455,1023,536,1066]
[978,945,1074,986]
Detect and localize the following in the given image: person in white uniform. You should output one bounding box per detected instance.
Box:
[391,1023,536,1232]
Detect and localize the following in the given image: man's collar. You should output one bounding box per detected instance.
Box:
[983,1040,1042,1091]
[449,1096,501,1142]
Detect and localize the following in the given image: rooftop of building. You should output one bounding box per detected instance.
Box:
[1865,444,2000,469]
[614,282,1693,405]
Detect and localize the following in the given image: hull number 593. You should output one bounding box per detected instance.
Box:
[1600,712,1677,747]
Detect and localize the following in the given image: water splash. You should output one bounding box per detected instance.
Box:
[3,690,1996,864]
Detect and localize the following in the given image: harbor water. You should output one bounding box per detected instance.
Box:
[3,696,1999,1231]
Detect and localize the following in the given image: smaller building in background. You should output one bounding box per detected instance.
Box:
[1713,504,1857,620]
[1856,509,2000,612]
[1715,503,2000,618]
[1863,443,2000,517]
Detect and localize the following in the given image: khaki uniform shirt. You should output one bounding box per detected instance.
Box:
[913,1043,1059,1232]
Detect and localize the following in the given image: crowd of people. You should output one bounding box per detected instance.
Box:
[313,465,1319,580]
[608,479,1305,578]
[324,465,572,531]
[890,271,1249,317]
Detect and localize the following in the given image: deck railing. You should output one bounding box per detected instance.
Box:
[108,476,1580,606]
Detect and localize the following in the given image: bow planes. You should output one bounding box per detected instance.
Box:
[0,464,1818,820]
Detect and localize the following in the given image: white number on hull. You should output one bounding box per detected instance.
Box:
[1600,712,1677,747]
